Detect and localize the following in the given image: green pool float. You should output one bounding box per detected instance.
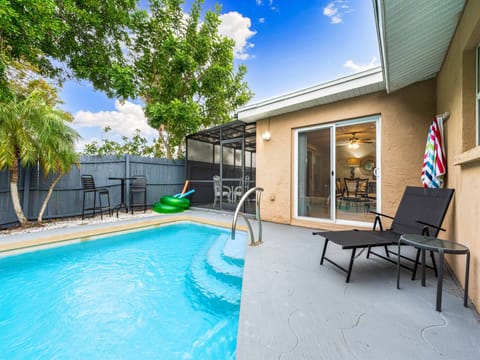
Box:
[152,195,190,213]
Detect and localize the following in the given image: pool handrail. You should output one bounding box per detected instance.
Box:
[231,187,264,246]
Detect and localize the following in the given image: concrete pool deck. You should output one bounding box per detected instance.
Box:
[237,220,480,360]
[2,209,479,359]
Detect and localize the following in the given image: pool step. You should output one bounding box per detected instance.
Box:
[205,234,244,286]
[186,251,241,312]
[185,232,246,313]
[222,232,247,267]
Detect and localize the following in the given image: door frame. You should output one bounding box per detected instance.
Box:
[293,115,381,226]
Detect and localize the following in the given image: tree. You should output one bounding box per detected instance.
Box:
[0,83,79,226]
[0,0,140,101]
[83,127,162,157]
[36,109,79,224]
[132,0,253,158]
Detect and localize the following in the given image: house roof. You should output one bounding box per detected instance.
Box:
[236,1,466,122]
[237,67,384,123]
[374,0,465,93]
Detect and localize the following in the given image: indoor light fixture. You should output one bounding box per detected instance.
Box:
[262,118,271,141]
[348,141,359,149]
[347,132,360,149]
[347,157,361,178]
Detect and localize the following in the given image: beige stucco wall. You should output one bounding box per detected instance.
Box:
[256,79,436,231]
[437,0,480,310]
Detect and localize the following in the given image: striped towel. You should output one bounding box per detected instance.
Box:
[421,116,446,188]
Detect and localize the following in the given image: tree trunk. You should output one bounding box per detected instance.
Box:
[159,125,172,159]
[9,161,28,225]
[37,173,62,224]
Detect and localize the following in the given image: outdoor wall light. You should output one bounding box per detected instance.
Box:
[262,118,271,141]
[262,130,271,141]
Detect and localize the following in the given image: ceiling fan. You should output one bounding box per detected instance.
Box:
[337,132,375,148]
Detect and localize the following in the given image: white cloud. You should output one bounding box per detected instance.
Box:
[73,100,157,139]
[219,12,257,60]
[258,17,265,24]
[255,0,277,11]
[343,57,380,72]
[323,0,350,24]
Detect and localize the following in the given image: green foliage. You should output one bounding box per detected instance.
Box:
[82,127,163,158]
[1,0,254,160]
[0,89,78,172]
[0,78,80,225]
[132,0,253,158]
[0,0,139,100]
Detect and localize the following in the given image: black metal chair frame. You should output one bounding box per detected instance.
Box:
[314,186,454,283]
[81,175,111,220]
[129,175,147,214]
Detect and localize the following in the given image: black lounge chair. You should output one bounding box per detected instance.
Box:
[313,186,454,283]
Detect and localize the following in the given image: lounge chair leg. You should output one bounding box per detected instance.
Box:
[320,239,329,265]
[367,246,371,259]
[384,245,390,258]
[346,248,357,283]
[412,248,421,280]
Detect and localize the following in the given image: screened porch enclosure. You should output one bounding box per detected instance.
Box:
[186,121,256,213]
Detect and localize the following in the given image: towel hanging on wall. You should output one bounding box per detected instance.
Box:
[421,116,446,188]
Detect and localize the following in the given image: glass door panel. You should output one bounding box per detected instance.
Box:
[297,127,332,220]
[335,121,377,223]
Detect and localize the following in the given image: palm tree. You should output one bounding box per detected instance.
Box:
[36,110,79,223]
[0,89,79,226]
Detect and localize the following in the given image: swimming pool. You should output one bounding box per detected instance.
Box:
[0,222,246,359]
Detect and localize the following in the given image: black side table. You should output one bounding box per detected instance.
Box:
[397,234,470,312]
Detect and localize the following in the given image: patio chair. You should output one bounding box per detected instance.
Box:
[213,175,231,208]
[232,175,250,203]
[129,175,147,214]
[81,174,112,220]
[313,186,454,283]
[341,178,370,212]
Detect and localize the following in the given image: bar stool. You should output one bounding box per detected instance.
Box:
[129,175,147,214]
[81,175,111,219]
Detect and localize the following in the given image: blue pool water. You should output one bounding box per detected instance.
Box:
[0,222,246,359]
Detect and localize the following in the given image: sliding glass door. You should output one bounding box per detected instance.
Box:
[296,125,333,220]
[295,117,379,225]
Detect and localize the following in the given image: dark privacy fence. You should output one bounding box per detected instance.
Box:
[0,155,185,228]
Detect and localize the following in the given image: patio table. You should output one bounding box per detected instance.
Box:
[397,234,470,312]
[109,177,136,216]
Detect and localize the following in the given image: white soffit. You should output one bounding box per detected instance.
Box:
[374,0,465,93]
[237,67,384,123]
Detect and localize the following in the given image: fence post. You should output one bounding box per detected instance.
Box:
[22,166,31,219]
[125,155,130,209]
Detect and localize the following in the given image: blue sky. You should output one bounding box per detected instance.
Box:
[61,0,380,150]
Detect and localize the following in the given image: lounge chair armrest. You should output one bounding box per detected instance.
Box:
[369,211,394,220]
[370,211,394,231]
[416,220,446,232]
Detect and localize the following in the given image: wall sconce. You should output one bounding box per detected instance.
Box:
[262,118,271,141]
[347,157,360,178]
